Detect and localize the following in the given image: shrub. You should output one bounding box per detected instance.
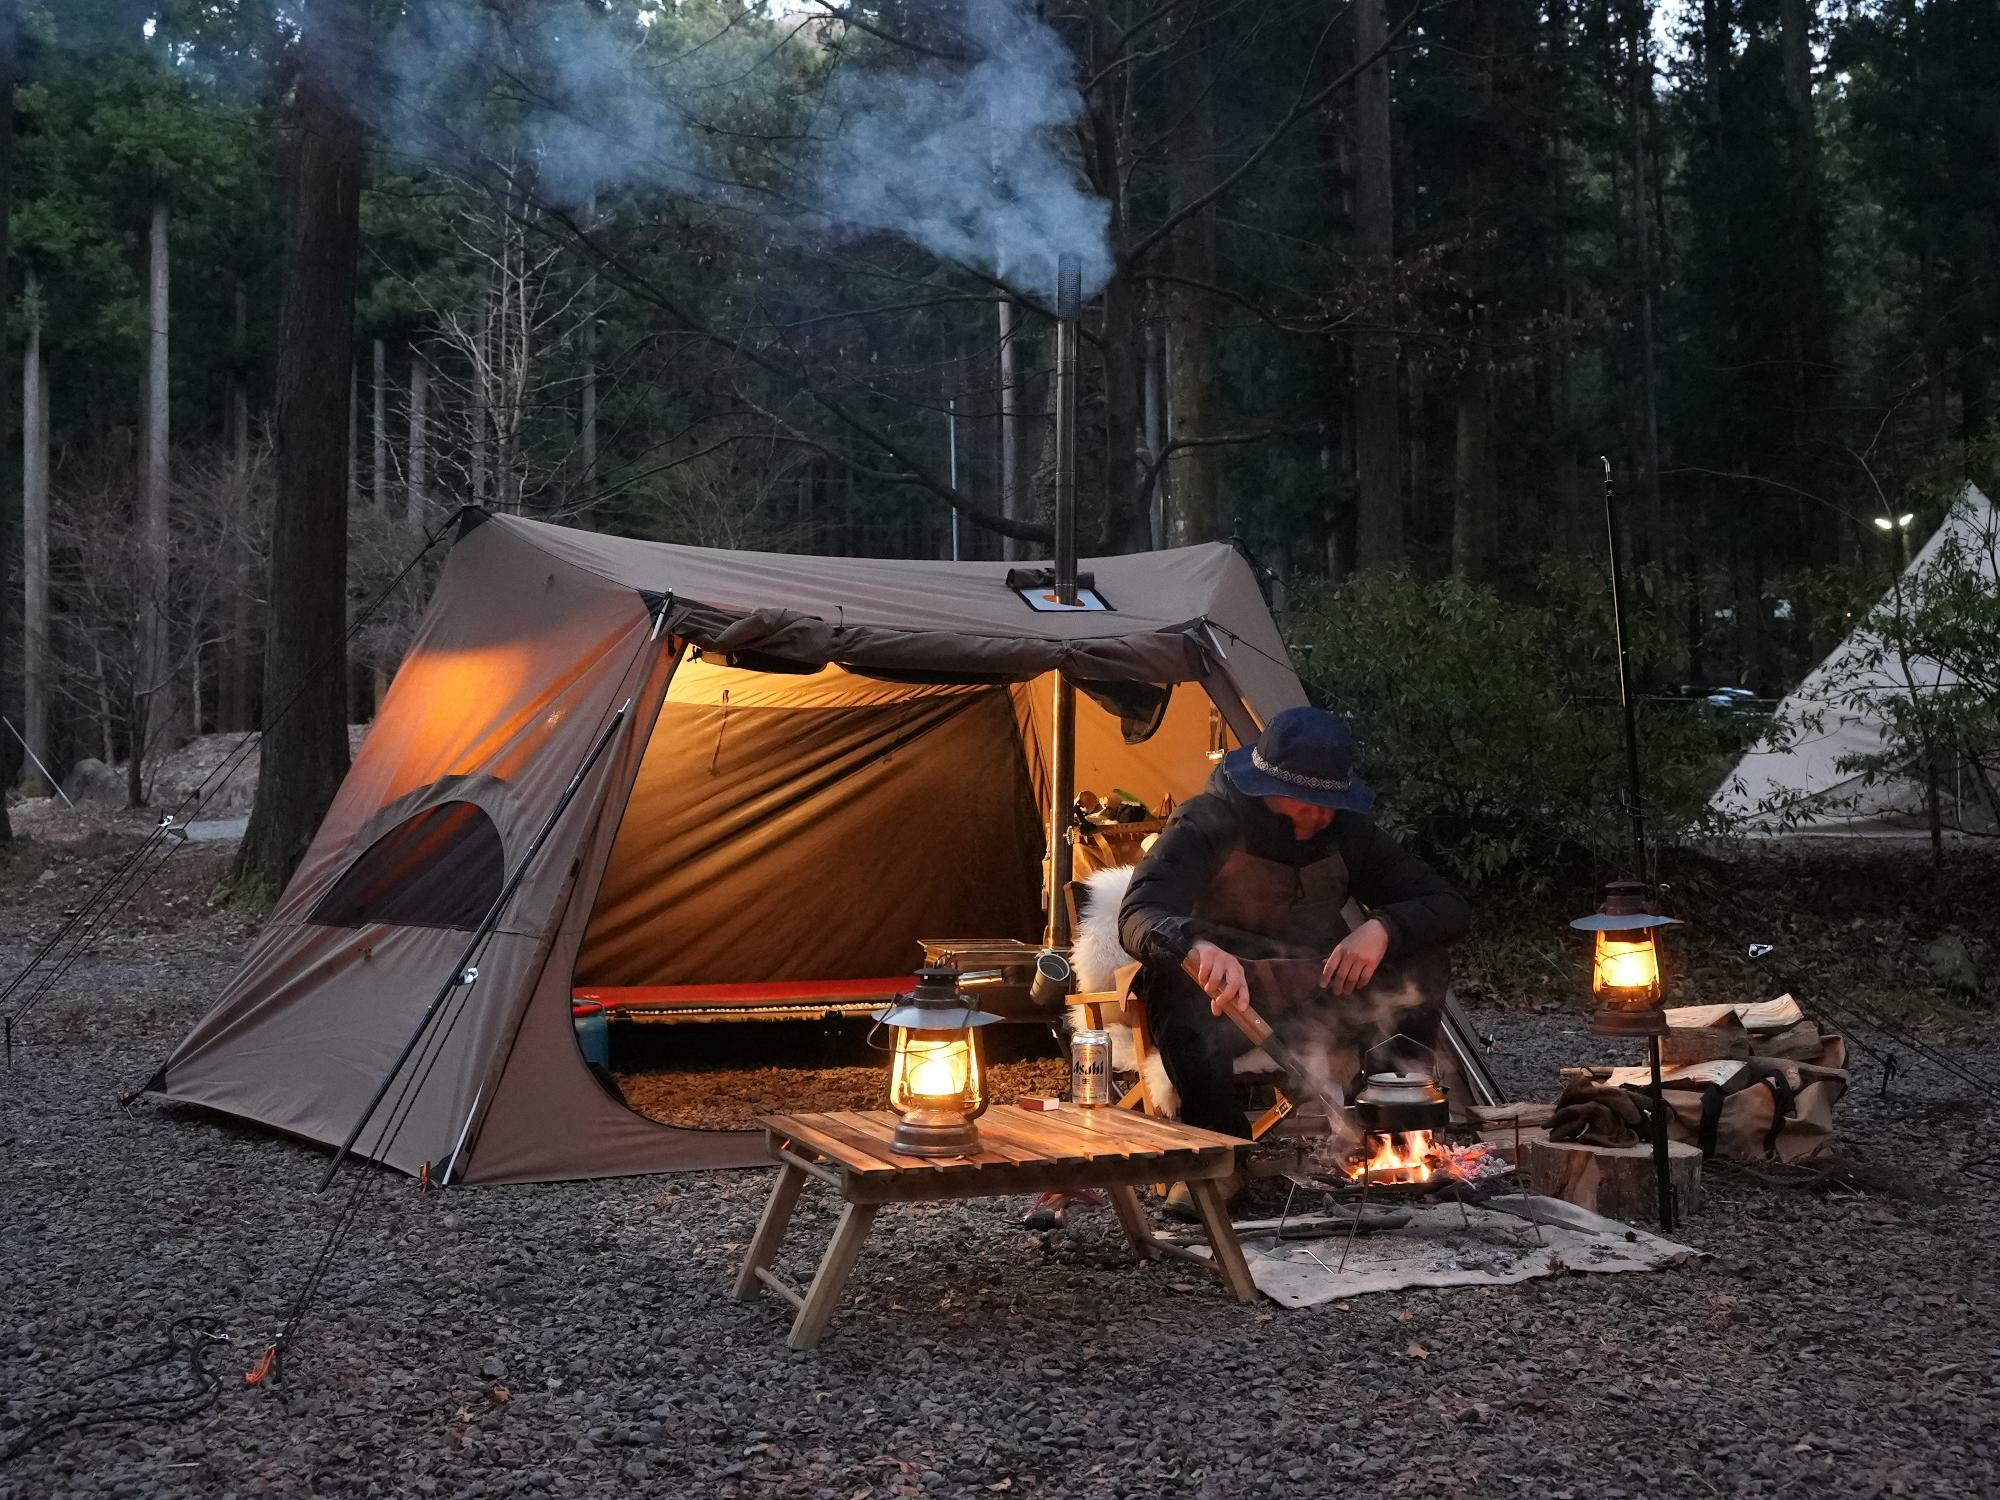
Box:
[1285,562,1749,888]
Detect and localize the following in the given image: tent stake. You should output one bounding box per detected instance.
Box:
[316,693,639,1193]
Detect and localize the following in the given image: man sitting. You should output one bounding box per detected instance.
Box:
[1118,706,1469,1144]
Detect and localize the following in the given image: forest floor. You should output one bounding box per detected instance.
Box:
[3,820,1999,1497]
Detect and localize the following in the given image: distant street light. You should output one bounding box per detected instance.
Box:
[1873,511,1917,568]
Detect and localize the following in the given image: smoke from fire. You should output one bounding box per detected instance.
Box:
[373,0,1112,305]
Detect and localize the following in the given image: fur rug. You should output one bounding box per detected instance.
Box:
[1067,866,1178,1110]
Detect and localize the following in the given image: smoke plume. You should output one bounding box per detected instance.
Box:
[375,0,1112,304]
[802,3,1113,303]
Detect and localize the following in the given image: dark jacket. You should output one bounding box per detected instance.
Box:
[1117,767,1469,968]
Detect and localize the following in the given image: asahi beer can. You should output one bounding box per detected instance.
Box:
[1070,1029,1112,1107]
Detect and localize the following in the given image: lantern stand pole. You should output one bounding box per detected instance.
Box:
[1601,455,1675,1234]
[1046,256,1082,949]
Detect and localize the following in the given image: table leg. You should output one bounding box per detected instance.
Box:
[733,1162,807,1302]
[1106,1184,1157,1260]
[1187,1179,1257,1304]
[788,1201,879,1350]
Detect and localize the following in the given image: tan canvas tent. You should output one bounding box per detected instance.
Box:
[1709,483,1998,836]
[146,510,1307,1183]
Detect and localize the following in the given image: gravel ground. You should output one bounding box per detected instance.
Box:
[5,931,2000,1499]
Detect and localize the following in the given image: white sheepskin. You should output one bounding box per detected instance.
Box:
[1071,866,1139,991]
[1066,866,1178,1110]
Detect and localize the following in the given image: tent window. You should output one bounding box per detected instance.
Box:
[310,801,505,931]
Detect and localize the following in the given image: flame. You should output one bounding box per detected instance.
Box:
[901,1037,972,1099]
[1347,1130,1441,1185]
[1343,1132,1495,1187]
[1593,933,1660,995]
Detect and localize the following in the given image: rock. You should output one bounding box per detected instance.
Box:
[1922,934,1982,1002]
[481,1355,505,1379]
[62,758,124,808]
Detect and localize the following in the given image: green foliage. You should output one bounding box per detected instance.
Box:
[1287,565,1751,888]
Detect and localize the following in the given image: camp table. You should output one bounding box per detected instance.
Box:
[735,1107,1255,1349]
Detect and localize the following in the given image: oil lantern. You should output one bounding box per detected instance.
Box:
[878,966,1003,1157]
[1569,880,1680,1036]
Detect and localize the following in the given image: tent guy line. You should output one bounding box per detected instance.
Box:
[258,677,653,1388]
[4,515,463,1066]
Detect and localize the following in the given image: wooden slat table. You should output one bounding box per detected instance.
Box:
[735,1106,1254,1349]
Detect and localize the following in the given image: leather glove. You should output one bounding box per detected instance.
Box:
[1548,1081,1655,1147]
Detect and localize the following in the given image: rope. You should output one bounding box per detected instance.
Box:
[1808,992,2000,1102]
[0,1316,228,1465]
[2,515,460,1049]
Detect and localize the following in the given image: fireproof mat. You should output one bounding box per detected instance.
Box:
[1179,1193,1701,1309]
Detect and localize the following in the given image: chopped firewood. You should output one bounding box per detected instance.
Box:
[1468,1102,1556,1129]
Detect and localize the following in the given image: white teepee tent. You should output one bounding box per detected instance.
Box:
[1710,483,1999,836]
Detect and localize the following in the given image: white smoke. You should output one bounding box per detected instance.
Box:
[376,0,1112,304]
[802,3,1113,302]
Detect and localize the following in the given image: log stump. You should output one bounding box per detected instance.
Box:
[1525,1138,1702,1225]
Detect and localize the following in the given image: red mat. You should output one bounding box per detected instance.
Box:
[574,976,909,1012]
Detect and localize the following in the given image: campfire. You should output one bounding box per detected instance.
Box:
[1296,1067,1504,1191]
[1339,1131,1494,1188]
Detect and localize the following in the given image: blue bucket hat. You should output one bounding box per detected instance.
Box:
[1222,706,1375,815]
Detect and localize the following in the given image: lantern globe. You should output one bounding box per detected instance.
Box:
[876,967,1003,1158]
[1570,881,1679,1037]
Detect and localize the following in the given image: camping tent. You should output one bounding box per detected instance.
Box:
[1709,482,1999,835]
[146,509,1313,1183]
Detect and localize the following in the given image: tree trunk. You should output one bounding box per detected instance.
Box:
[1164,14,1219,548]
[21,272,47,794]
[407,347,428,528]
[348,359,359,509]
[1779,0,1835,562]
[580,193,598,505]
[1626,0,1664,570]
[1082,1,1142,552]
[233,0,369,897]
[470,289,491,504]
[0,0,15,834]
[224,280,255,732]
[1352,0,1401,566]
[1143,314,1165,549]
[372,335,387,511]
[1451,315,1500,581]
[998,295,1024,560]
[134,194,176,805]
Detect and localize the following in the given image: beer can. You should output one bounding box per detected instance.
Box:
[1070,1029,1112,1107]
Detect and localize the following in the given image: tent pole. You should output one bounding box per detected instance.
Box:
[315,690,639,1193]
[1603,456,1673,1233]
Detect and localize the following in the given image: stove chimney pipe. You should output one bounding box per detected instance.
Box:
[1052,255,1081,606]
[1045,253,1082,951]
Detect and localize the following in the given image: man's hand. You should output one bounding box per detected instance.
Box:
[1322,918,1391,995]
[1182,939,1250,1018]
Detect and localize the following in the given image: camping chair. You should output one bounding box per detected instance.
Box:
[1071,967,1296,1139]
